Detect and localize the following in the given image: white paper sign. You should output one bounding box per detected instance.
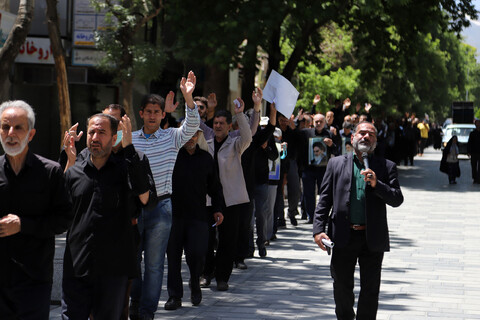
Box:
[262,70,299,118]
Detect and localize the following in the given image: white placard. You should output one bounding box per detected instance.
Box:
[16,37,55,64]
[262,70,299,118]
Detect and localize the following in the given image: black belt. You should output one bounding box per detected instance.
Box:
[158,194,171,201]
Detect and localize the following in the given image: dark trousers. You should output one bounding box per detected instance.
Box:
[0,267,51,320]
[202,207,217,277]
[471,153,480,182]
[286,159,301,216]
[254,183,269,250]
[273,181,285,234]
[167,216,209,299]
[302,168,325,220]
[62,274,128,320]
[215,203,246,283]
[237,199,254,262]
[331,230,384,320]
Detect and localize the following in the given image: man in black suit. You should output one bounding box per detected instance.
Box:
[313,121,403,320]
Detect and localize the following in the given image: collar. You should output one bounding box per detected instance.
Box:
[138,126,161,139]
[1,149,35,172]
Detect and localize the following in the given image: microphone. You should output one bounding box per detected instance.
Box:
[362,152,369,170]
[362,152,371,185]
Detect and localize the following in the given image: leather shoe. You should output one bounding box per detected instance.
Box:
[191,290,202,306]
[199,275,211,288]
[164,297,182,310]
[235,261,248,270]
[259,247,267,257]
[217,281,229,291]
[289,215,298,226]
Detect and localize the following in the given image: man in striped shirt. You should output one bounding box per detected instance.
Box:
[130,71,200,320]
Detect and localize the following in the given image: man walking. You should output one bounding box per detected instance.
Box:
[130,71,200,319]
[313,121,403,319]
[467,119,480,184]
[0,101,72,319]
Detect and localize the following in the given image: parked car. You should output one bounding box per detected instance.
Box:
[442,124,476,154]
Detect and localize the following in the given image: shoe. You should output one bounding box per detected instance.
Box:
[306,218,313,224]
[289,215,298,226]
[235,261,248,270]
[217,281,229,291]
[259,247,267,257]
[138,315,154,320]
[199,275,211,288]
[264,240,270,246]
[191,289,202,306]
[277,220,287,229]
[164,297,182,310]
[270,234,277,241]
[129,300,140,320]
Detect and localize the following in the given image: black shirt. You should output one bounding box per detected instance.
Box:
[0,151,73,284]
[64,144,152,278]
[172,146,223,221]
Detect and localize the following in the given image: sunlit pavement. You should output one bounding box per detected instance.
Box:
[49,147,480,319]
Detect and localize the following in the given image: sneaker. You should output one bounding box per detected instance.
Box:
[164,297,182,311]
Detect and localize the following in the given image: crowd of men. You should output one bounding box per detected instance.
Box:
[0,71,410,319]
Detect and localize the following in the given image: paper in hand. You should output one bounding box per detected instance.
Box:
[263,70,299,118]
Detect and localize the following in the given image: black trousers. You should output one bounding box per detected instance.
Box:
[215,203,247,283]
[0,266,51,320]
[471,153,480,182]
[330,230,384,320]
[166,216,209,299]
[62,273,127,320]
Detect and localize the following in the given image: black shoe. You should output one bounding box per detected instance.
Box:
[164,297,182,310]
[129,300,140,320]
[289,215,298,226]
[277,220,287,229]
[259,247,267,258]
[235,261,248,270]
[217,281,229,291]
[191,289,202,306]
[306,218,313,224]
[199,275,211,288]
[270,234,277,241]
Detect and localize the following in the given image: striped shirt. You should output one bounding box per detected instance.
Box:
[132,104,200,196]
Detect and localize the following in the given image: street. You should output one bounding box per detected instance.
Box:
[50,147,480,319]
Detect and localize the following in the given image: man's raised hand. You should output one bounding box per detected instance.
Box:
[180,71,196,109]
[165,91,179,113]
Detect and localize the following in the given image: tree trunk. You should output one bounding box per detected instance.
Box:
[46,0,71,148]
[0,0,34,100]
[241,43,257,111]
[203,65,229,112]
[121,79,137,130]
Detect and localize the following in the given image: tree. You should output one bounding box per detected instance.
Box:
[46,0,71,146]
[91,0,166,129]
[0,0,34,101]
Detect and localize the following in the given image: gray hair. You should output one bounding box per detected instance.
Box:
[0,100,36,129]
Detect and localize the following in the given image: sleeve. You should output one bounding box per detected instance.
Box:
[266,136,279,161]
[200,120,215,141]
[249,109,260,136]
[123,144,150,196]
[234,112,253,154]
[312,160,335,236]
[206,156,224,214]
[20,166,73,238]
[173,103,200,149]
[138,152,158,212]
[369,161,403,208]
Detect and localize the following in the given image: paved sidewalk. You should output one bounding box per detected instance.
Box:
[49,148,480,319]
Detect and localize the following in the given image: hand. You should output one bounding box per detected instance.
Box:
[165,91,179,113]
[64,131,77,171]
[213,212,224,227]
[119,115,132,147]
[180,70,196,109]
[207,93,217,110]
[67,123,83,142]
[365,103,372,113]
[288,115,296,130]
[314,232,330,251]
[313,94,321,105]
[330,127,337,136]
[0,214,21,237]
[360,168,377,188]
[343,98,351,109]
[269,103,277,126]
[233,97,245,114]
[252,87,263,110]
[323,137,333,147]
[355,102,362,113]
[297,108,304,121]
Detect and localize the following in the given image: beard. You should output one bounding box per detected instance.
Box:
[88,141,111,158]
[352,136,376,153]
[1,132,30,157]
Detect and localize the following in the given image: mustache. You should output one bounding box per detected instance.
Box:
[5,136,19,143]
